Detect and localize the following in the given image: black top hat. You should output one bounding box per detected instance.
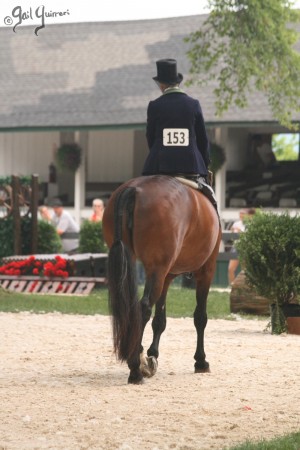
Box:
[152,59,183,85]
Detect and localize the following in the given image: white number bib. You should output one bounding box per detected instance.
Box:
[163,128,189,146]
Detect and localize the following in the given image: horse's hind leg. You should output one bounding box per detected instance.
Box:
[193,257,218,373]
[128,272,172,381]
[193,280,210,373]
[127,272,165,383]
[126,293,151,384]
[147,274,175,359]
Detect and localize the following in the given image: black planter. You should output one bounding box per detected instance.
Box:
[270,303,300,334]
[281,303,300,318]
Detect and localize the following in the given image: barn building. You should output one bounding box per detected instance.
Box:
[1,15,299,226]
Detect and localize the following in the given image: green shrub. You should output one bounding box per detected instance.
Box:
[0,176,31,186]
[37,220,62,254]
[0,217,14,259]
[21,216,32,254]
[0,217,62,259]
[0,217,33,257]
[79,220,108,253]
[0,215,108,259]
[236,211,300,333]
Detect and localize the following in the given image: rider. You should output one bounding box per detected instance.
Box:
[142,58,217,210]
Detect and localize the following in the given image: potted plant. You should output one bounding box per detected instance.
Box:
[236,211,300,334]
[209,142,226,174]
[55,143,82,172]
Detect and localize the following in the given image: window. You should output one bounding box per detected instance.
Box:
[271,133,300,161]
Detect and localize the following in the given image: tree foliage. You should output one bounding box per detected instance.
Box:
[272,133,299,160]
[185,0,300,129]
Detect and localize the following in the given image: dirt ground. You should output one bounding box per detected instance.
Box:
[0,311,299,450]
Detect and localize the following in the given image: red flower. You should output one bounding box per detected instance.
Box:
[0,255,71,279]
[55,269,69,278]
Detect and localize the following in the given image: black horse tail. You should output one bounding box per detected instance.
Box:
[107,186,141,362]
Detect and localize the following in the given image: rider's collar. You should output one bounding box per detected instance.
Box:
[163,86,185,95]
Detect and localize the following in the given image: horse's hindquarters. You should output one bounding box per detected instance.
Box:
[102,175,220,384]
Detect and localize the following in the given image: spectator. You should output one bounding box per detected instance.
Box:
[255,135,277,168]
[228,208,256,285]
[49,198,80,254]
[90,198,104,222]
[38,205,53,223]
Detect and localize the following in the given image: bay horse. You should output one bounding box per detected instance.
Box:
[102,175,221,384]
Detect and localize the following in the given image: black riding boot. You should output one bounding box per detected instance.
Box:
[197,177,219,215]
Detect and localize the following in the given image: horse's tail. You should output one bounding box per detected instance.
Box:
[107,186,141,362]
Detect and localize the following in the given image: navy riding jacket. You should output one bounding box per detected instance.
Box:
[142,89,210,176]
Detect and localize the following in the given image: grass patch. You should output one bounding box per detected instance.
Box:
[226,431,300,450]
[0,285,231,318]
[166,287,230,318]
[0,288,109,315]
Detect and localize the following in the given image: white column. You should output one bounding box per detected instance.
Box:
[74,131,88,224]
[214,127,228,221]
[215,164,226,210]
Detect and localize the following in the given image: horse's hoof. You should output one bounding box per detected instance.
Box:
[128,378,144,385]
[194,367,211,373]
[147,356,158,377]
[194,362,210,373]
[128,374,144,385]
[140,356,158,378]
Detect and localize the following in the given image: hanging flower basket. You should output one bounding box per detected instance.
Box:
[209,142,226,173]
[55,143,82,172]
